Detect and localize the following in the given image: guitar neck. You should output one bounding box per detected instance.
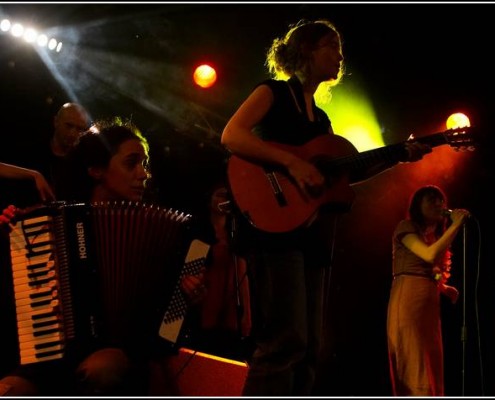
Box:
[329,132,450,173]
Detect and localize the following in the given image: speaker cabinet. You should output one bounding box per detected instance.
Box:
[167,347,248,396]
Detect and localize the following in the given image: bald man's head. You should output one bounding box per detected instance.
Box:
[52,103,90,156]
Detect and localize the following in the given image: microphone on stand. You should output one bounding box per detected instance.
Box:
[441,208,453,217]
[442,208,471,219]
[217,200,232,214]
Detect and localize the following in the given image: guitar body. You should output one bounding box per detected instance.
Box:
[227,134,359,233]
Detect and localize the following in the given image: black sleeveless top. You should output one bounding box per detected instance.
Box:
[234,76,336,257]
[253,76,332,146]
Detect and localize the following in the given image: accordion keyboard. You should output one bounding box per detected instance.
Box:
[8,201,196,365]
[9,213,65,365]
[159,239,210,345]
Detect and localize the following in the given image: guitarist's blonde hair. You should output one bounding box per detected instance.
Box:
[265,19,345,87]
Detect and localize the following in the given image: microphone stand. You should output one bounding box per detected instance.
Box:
[461,223,467,396]
[228,212,244,340]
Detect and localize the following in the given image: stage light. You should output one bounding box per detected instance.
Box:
[37,34,48,47]
[446,112,470,129]
[0,19,11,32]
[11,23,24,37]
[193,64,217,89]
[0,17,63,53]
[23,28,37,43]
[317,78,384,152]
[48,38,57,50]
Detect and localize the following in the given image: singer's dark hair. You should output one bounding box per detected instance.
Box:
[408,185,447,237]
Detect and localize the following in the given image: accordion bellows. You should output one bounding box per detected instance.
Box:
[10,201,194,365]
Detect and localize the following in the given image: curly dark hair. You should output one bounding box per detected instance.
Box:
[67,117,149,202]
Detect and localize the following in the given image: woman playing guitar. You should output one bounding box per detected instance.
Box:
[221,18,431,396]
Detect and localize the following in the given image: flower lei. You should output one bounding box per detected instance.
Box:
[432,249,452,284]
[423,228,452,284]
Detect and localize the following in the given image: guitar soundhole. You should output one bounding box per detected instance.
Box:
[312,158,337,191]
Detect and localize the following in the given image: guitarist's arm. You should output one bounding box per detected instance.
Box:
[222,84,325,198]
[349,140,432,184]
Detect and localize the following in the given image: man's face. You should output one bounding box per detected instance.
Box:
[53,108,89,150]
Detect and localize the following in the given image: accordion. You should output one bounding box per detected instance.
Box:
[9,201,204,365]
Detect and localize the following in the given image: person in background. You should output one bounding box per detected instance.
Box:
[0,117,206,396]
[387,184,470,396]
[187,180,252,361]
[220,18,432,396]
[0,162,54,202]
[49,103,91,157]
[43,102,91,199]
[5,102,90,203]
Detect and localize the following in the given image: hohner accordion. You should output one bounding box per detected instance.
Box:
[9,201,202,365]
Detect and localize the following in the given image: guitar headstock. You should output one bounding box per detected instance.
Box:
[443,126,477,152]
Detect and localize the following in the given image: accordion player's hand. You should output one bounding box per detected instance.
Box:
[0,205,17,235]
[181,269,207,305]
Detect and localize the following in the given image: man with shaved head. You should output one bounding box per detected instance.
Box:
[51,103,90,158]
[44,102,91,199]
[8,102,91,203]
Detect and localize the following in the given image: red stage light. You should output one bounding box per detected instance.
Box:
[193,64,217,88]
[446,112,470,129]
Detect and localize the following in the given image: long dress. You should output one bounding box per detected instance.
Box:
[387,220,445,396]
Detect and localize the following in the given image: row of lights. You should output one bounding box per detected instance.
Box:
[0,18,62,52]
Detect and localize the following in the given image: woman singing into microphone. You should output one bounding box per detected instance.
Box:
[386,184,470,396]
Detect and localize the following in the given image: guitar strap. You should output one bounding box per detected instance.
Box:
[286,81,303,115]
[286,77,321,123]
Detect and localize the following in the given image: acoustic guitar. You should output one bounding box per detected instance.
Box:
[227,126,476,233]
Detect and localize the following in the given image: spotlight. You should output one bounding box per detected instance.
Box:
[48,38,57,51]
[0,19,11,32]
[23,28,37,43]
[0,18,64,53]
[11,23,24,37]
[446,113,470,129]
[37,34,48,47]
[193,64,217,88]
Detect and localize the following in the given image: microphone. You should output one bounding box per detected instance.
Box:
[441,208,453,217]
[442,208,471,218]
[217,200,232,214]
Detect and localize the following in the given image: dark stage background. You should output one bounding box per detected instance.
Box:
[0,2,494,396]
